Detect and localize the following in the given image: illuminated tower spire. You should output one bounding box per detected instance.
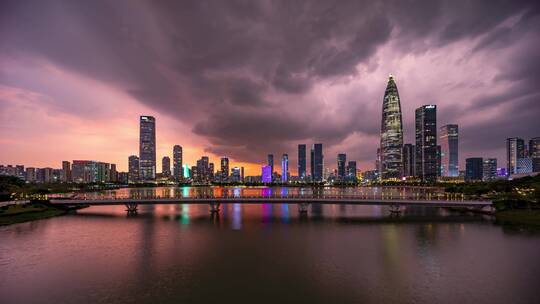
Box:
[380,74,404,179]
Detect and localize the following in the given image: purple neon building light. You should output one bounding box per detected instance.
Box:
[262,165,272,183]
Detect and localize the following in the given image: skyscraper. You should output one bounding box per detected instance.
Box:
[529,137,540,172]
[380,74,404,180]
[281,154,289,182]
[262,165,272,183]
[139,116,156,181]
[337,153,346,178]
[346,161,357,181]
[267,154,274,174]
[506,137,525,175]
[62,161,71,183]
[173,145,183,181]
[110,164,117,182]
[128,155,139,183]
[221,157,229,179]
[483,158,497,181]
[440,124,459,177]
[415,105,438,182]
[162,156,171,177]
[465,157,483,182]
[402,144,415,177]
[311,143,323,181]
[298,144,306,179]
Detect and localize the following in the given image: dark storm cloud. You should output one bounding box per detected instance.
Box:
[1,0,539,164]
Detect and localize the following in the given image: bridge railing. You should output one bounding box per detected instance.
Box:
[59,192,477,202]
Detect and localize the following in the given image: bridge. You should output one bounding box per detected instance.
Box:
[49,193,493,214]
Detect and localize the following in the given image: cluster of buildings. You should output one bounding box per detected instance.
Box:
[375,74,540,183]
[0,161,127,184]
[2,75,538,185]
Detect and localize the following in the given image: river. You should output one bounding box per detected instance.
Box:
[1,187,539,303]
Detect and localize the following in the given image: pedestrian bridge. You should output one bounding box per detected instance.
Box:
[49,193,492,214]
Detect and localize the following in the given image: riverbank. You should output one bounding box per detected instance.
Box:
[0,203,67,226]
[495,209,540,229]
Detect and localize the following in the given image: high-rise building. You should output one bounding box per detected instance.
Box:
[262,165,272,183]
[96,162,110,183]
[516,158,533,174]
[311,143,323,181]
[110,164,117,182]
[506,137,525,175]
[128,155,140,183]
[483,158,497,181]
[162,156,171,177]
[337,153,346,178]
[402,144,415,177]
[173,145,183,181]
[221,157,229,179]
[72,160,98,183]
[346,161,357,181]
[415,105,438,182]
[380,74,404,180]
[465,157,483,182]
[267,154,274,174]
[529,137,540,172]
[209,163,215,180]
[241,167,244,182]
[281,154,289,182]
[62,161,71,183]
[26,167,36,182]
[298,144,306,179]
[139,116,156,181]
[231,167,241,183]
[440,124,459,177]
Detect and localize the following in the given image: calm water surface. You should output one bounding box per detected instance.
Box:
[1,187,540,304]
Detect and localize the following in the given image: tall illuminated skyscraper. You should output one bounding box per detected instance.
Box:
[267,154,274,174]
[506,137,525,175]
[298,144,306,179]
[281,154,289,182]
[162,156,171,177]
[415,105,437,182]
[529,137,540,172]
[128,155,139,183]
[337,153,346,178]
[440,124,459,177]
[402,144,415,177]
[380,74,404,180]
[311,143,323,181]
[139,116,156,181]
[220,157,229,179]
[173,145,183,181]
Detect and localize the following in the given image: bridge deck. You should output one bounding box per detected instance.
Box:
[50,197,492,208]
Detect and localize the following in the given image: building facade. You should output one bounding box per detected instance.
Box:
[440,124,459,177]
[281,154,289,182]
[162,156,171,177]
[506,137,525,176]
[173,145,183,181]
[380,75,404,179]
[128,155,140,183]
[402,144,415,177]
[337,153,346,179]
[311,143,323,181]
[483,158,497,181]
[415,105,438,182]
[465,157,483,182]
[298,144,306,179]
[139,116,156,181]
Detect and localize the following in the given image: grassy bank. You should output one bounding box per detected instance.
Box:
[495,209,540,228]
[0,203,67,226]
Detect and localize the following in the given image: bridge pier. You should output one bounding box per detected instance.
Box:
[209,202,221,213]
[298,203,309,214]
[125,203,138,214]
[388,204,402,216]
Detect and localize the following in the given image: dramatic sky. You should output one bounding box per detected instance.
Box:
[1,0,539,174]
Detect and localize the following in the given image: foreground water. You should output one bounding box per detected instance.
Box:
[1,188,540,304]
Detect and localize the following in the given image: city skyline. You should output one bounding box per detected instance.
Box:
[1,1,540,175]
